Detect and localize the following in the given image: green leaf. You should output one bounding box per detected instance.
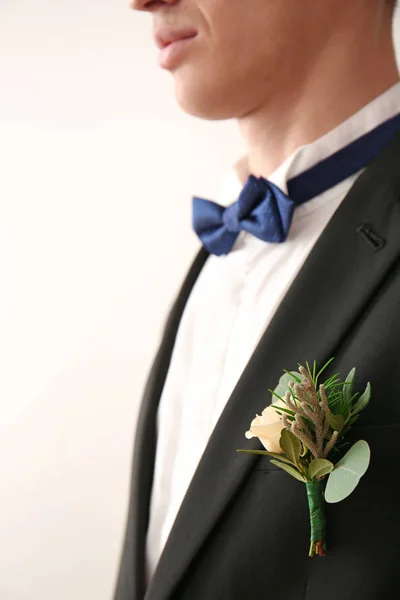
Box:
[326,390,341,410]
[305,361,314,384]
[279,428,302,466]
[323,373,341,389]
[343,368,356,404]
[351,382,371,415]
[236,449,297,466]
[327,412,345,432]
[270,460,308,482]
[325,440,371,503]
[300,441,308,457]
[347,413,361,427]
[269,389,285,403]
[271,403,294,417]
[273,372,302,402]
[308,459,334,480]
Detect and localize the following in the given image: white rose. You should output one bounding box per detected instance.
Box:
[245,400,286,454]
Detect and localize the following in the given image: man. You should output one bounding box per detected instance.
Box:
[115,1,400,599]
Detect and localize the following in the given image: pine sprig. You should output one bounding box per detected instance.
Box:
[280,367,339,459]
[279,362,370,459]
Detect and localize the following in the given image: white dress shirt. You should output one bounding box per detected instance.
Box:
[146,82,400,581]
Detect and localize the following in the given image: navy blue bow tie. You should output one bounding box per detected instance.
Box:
[192,112,400,256]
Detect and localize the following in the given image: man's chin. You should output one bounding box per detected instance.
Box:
[174,82,242,121]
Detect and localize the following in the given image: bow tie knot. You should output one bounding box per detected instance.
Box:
[192,175,295,256]
[222,203,242,233]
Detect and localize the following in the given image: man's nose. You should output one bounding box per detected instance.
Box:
[130,0,178,12]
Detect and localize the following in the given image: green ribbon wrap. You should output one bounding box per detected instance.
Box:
[306,480,326,557]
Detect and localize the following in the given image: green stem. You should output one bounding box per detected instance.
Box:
[306,480,326,557]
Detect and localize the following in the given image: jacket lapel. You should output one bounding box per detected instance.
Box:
[115,248,208,600]
[145,132,400,600]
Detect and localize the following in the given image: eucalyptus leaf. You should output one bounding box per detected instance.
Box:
[351,382,371,415]
[279,428,302,466]
[343,368,356,404]
[273,372,302,403]
[270,389,285,403]
[325,440,371,503]
[270,460,307,482]
[327,412,345,432]
[308,459,334,480]
[284,369,303,384]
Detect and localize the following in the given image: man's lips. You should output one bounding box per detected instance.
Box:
[153,27,198,50]
[157,34,197,69]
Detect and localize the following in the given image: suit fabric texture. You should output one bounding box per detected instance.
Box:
[114,132,400,600]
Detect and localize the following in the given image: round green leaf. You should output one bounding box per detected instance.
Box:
[272,371,302,402]
[325,440,370,503]
[308,459,334,480]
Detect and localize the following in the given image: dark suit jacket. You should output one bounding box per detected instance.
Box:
[114,132,400,600]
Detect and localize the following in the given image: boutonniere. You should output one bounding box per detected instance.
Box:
[237,358,371,557]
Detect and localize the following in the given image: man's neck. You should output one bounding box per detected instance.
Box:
[237,7,399,183]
